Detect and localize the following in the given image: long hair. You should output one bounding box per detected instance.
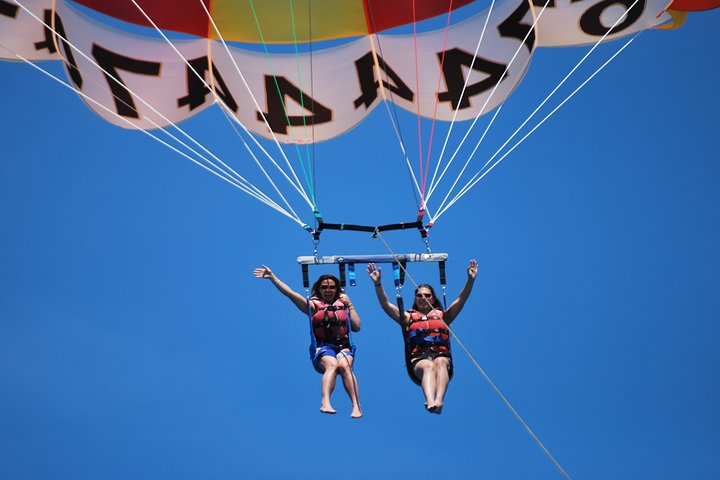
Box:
[412,284,443,310]
[310,274,342,302]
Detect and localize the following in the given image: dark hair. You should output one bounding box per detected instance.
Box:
[412,284,443,310]
[311,274,342,301]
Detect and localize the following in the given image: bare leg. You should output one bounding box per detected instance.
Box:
[413,359,437,411]
[433,357,451,414]
[319,356,338,414]
[337,352,362,418]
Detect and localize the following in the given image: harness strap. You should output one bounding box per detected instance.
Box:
[313,301,351,348]
[439,260,448,309]
[339,263,346,288]
[302,264,310,289]
[407,328,450,339]
[348,263,356,287]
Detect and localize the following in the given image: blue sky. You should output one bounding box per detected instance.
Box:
[1,4,718,480]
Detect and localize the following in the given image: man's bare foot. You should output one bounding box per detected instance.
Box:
[320,404,337,414]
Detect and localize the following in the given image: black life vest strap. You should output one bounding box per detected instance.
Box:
[316,302,349,347]
[407,327,450,338]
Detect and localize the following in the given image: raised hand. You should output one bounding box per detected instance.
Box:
[366,262,382,284]
[253,265,274,279]
[467,259,478,280]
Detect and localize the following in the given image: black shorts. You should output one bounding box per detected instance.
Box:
[409,349,453,384]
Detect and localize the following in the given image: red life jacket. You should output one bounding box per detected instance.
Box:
[406,309,450,354]
[310,297,350,348]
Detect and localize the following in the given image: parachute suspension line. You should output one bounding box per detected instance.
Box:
[424,0,499,207]
[11,50,303,225]
[410,1,427,202]
[13,2,301,223]
[424,0,552,217]
[432,101,506,218]
[128,1,314,212]
[421,1,455,199]
[26,0,268,203]
[196,1,314,210]
[216,104,305,221]
[435,34,639,222]
[308,0,318,212]
[204,40,304,221]
[374,229,572,480]
[368,35,423,211]
[435,0,643,219]
[288,0,317,208]
[202,17,303,222]
[434,8,644,222]
[364,5,423,213]
[247,0,317,204]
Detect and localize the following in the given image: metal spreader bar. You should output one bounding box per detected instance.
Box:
[297,253,448,265]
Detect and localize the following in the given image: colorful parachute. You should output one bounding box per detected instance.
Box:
[1,0,694,144]
[1,0,717,229]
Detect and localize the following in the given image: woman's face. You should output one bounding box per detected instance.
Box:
[318,279,338,302]
[415,287,434,312]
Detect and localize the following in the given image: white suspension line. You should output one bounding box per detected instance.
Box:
[216,103,304,221]
[193,0,315,206]
[435,34,638,222]
[288,0,316,176]
[425,0,552,212]
[381,96,425,204]
[431,104,504,221]
[13,1,292,215]
[374,230,571,479]
[126,0,314,211]
[425,0,498,202]
[433,1,642,220]
[9,48,304,225]
[365,33,426,209]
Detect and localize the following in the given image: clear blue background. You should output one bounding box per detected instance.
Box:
[1,5,718,480]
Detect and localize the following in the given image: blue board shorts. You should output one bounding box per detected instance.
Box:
[310,343,356,374]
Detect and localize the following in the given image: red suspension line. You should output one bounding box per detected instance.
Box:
[421,0,454,202]
[411,0,426,203]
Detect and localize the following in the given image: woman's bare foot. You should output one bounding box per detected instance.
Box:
[351,407,363,418]
[320,404,337,414]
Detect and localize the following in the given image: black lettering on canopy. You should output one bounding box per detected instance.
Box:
[92,44,161,118]
[177,56,238,112]
[0,1,18,18]
[258,75,332,135]
[436,48,507,110]
[532,0,557,6]
[353,51,414,109]
[576,0,645,36]
[498,0,536,54]
[53,13,82,89]
[34,10,58,54]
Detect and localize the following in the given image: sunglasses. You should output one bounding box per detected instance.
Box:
[416,293,432,298]
[320,285,337,290]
